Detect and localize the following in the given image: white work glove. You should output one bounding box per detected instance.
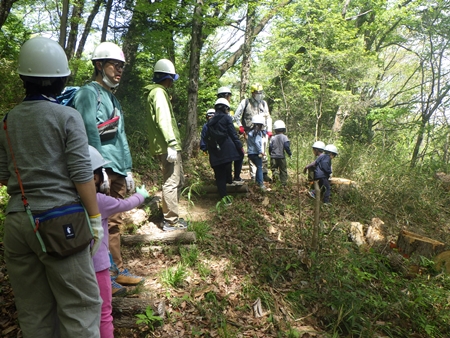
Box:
[125,172,135,193]
[99,169,110,194]
[167,146,177,163]
[136,184,150,199]
[89,214,104,257]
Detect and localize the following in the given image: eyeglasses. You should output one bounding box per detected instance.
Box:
[106,61,125,71]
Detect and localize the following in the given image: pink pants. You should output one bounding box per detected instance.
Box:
[96,268,114,338]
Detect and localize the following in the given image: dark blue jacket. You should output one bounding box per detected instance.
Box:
[200,123,208,151]
[314,153,332,179]
[207,111,243,167]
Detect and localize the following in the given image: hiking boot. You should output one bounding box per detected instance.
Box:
[233,178,244,185]
[308,190,316,199]
[260,185,267,191]
[323,202,332,207]
[163,218,189,232]
[115,269,145,286]
[111,279,127,297]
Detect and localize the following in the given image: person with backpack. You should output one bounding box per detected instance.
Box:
[200,109,216,153]
[217,86,243,184]
[207,98,244,200]
[144,59,188,231]
[0,36,102,337]
[72,42,143,296]
[233,83,273,182]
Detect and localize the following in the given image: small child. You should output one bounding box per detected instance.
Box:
[269,120,292,185]
[247,114,266,190]
[200,109,216,153]
[89,146,149,338]
[303,141,326,199]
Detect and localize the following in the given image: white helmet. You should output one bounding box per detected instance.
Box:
[312,141,325,150]
[217,86,232,95]
[206,108,215,118]
[18,37,71,77]
[252,114,265,125]
[91,42,125,62]
[324,144,338,155]
[273,120,286,130]
[215,98,230,108]
[88,146,110,171]
[153,59,179,81]
[154,59,176,74]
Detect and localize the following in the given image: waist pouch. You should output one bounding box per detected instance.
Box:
[33,203,93,258]
[98,109,120,142]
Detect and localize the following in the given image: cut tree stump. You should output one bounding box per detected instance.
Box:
[434,250,450,273]
[112,297,164,328]
[396,230,445,258]
[121,231,196,245]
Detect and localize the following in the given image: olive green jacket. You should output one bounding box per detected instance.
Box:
[144,84,182,156]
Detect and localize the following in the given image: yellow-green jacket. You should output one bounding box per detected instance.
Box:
[144,84,182,156]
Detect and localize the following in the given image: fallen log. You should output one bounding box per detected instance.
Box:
[112,297,164,328]
[121,231,196,245]
[197,184,249,194]
[330,177,357,186]
[396,230,445,258]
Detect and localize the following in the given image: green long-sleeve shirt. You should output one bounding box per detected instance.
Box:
[144,84,182,156]
[73,82,132,176]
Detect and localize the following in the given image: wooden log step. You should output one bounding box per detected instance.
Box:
[121,231,196,245]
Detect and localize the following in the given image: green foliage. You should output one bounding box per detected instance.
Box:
[135,306,163,330]
[180,245,199,267]
[0,186,10,241]
[189,221,212,242]
[182,170,204,207]
[160,264,188,288]
[306,246,450,337]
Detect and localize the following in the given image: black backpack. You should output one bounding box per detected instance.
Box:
[206,117,228,150]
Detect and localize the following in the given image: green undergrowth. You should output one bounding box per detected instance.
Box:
[146,144,450,337]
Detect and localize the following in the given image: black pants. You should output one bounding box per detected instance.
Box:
[213,162,233,198]
[233,155,243,180]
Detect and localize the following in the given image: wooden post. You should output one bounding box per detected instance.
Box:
[311,180,320,250]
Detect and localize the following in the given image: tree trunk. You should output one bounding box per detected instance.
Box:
[218,0,293,78]
[66,0,85,60]
[121,232,197,245]
[239,3,255,100]
[59,0,69,48]
[115,8,141,99]
[101,0,113,42]
[0,0,18,30]
[183,1,203,158]
[75,0,103,59]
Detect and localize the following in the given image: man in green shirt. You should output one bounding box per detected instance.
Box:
[144,59,187,231]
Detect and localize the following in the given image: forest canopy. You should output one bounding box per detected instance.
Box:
[1,0,450,169]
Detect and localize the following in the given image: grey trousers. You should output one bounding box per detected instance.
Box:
[4,212,102,338]
[159,151,185,224]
